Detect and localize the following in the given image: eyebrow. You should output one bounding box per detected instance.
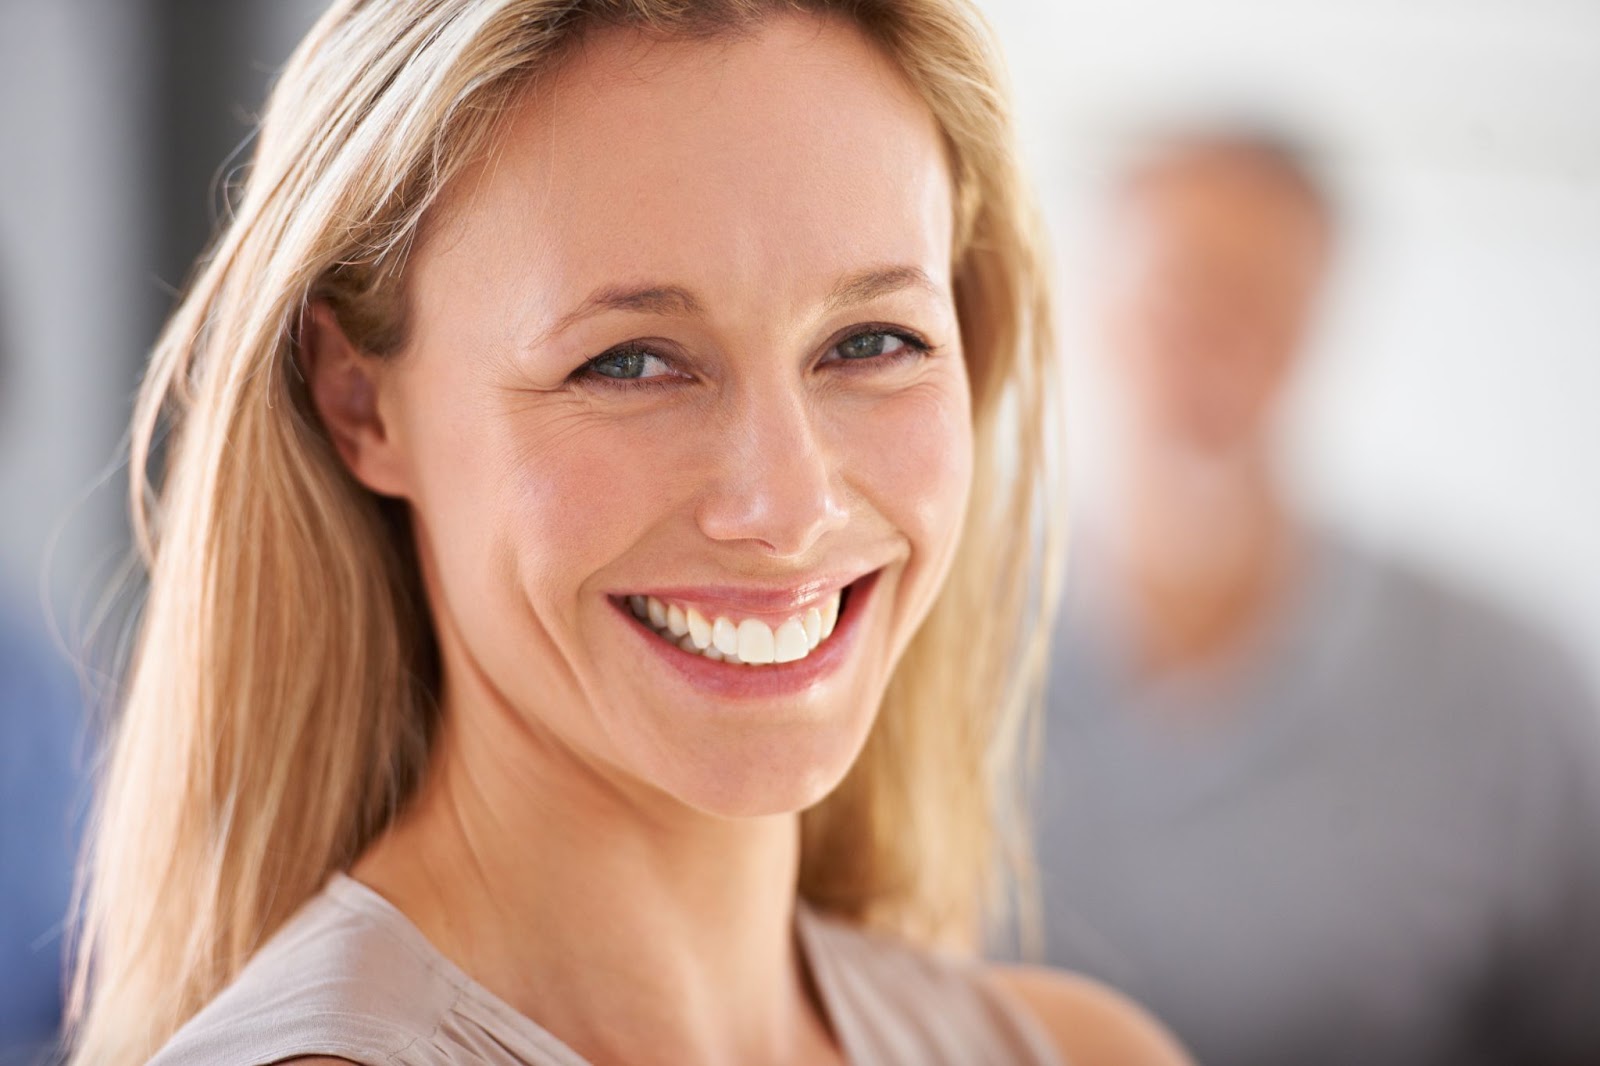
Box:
[822,264,944,314]
[532,264,944,349]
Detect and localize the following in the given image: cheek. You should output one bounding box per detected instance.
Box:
[402,380,677,631]
[841,365,974,571]
[497,407,686,600]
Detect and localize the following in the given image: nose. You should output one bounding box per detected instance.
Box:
[694,380,848,558]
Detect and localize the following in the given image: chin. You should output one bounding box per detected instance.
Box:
[612,669,889,821]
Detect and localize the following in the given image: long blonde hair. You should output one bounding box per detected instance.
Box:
[67,1,1061,1061]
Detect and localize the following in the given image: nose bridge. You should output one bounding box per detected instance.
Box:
[695,370,846,556]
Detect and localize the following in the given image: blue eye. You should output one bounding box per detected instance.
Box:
[584,347,673,380]
[832,329,926,362]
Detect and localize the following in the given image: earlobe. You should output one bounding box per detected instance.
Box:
[300,301,410,498]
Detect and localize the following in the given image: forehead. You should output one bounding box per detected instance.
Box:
[1117,149,1328,260]
[416,13,955,322]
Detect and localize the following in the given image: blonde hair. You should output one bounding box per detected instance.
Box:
[66,0,1061,1061]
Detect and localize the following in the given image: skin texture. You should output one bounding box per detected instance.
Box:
[1097,142,1332,679]
[302,13,1187,1066]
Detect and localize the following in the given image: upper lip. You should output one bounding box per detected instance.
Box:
[614,568,877,617]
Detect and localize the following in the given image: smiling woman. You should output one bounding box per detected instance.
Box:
[64,2,1188,1065]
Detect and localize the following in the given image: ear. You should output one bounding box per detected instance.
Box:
[300,300,410,498]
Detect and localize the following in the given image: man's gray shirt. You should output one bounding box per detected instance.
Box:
[1018,530,1600,1066]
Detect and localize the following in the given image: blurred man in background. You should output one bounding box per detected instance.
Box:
[1020,128,1600,1066]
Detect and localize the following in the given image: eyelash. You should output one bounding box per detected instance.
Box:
[571,326,935,391]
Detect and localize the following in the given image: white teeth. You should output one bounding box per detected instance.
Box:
[624,585,850,666]
[774,619,809,662]
[686,608,711,650]
[820,592,839,640]
[803,606,822,649]
[711,616,740,656]
[737,619,776,664]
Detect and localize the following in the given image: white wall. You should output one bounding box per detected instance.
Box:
[980,0,1600,687]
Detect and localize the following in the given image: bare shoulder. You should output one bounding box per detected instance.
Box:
[986,964,1195,1066]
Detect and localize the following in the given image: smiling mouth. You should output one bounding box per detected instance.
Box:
[617,582,857,666]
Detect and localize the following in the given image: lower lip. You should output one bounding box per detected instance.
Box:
[611,571,880,700]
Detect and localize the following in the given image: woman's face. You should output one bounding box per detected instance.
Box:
[372,14,971,817]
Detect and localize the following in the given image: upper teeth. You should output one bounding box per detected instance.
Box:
[626,591,842,665]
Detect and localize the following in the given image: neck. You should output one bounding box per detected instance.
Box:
[1113,438,1300,677]
[351,666,836,1065]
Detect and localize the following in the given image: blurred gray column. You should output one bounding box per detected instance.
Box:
[0,0,156,642]
[0,0,325,668]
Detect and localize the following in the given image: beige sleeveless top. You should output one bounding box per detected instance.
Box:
[146,873,1062,1065]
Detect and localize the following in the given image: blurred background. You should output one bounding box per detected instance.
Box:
[0,0,1595,1062]
[989,0,1600,696]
